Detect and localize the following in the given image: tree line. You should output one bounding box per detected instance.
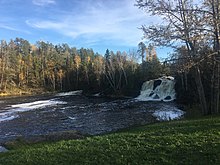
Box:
[0,38,167,96]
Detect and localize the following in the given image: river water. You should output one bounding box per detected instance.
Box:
[0,91,184,143]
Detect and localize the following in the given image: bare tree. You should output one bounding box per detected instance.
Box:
[204,0,220,114]
[104,50,128,93]
[137,42,146,64]
[128,49,139,73]
[136,0,209,114]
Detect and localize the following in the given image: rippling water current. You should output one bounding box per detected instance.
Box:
[0,91,184,143]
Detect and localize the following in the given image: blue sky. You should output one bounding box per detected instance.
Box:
[0,0,172,58]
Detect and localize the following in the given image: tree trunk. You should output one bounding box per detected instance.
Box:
[184,72,188,91]
[211,0,220,114]
[211,62,215,114]
[193,66,208,115]
[212,56,220,114]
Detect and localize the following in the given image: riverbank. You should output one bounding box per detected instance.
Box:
[0,88,133,100]
[0,115,219,164]
[0,87,52,97]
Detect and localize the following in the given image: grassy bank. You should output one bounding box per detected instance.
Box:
[0,116,219,165]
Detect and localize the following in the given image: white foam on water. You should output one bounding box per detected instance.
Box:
[93,93,101,97]
[153,107,184,121]
[0,113,18,122]
[56,90,83,96]
[0,99,67,123]
[68,116,76,120]
[10,100,66,112]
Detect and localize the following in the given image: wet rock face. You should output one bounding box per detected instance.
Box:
[153,94,160,99]
[153,80,162,90]
[164,96,172,100]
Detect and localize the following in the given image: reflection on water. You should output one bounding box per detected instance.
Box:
[0,91,184,143]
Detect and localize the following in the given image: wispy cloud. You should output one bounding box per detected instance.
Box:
[26,20,64,29]
[0,24,18,31]
[0,23,30,34]
[27,0,158,48]
[32,0,56,6]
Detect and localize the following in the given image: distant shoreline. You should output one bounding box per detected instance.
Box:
[0,88,53,98]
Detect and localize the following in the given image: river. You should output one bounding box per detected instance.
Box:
[0,91,184,143]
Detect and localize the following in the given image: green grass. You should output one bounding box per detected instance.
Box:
[0,116,220,165]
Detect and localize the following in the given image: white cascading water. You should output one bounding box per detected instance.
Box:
[136,76,176,102]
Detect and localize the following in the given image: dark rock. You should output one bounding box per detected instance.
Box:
[149,92,154,97]
[164,96,172,100]
[153,94,160,99]
[153,80,162,90]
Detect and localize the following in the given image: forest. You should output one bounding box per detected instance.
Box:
[0,38,165,96]
[0,0,220,117]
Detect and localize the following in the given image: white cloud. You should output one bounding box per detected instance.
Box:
[0,23,31,34]
[27,0,158,47]
[32,0,56,6]
[26,20,64,29]
[0,24,18,31]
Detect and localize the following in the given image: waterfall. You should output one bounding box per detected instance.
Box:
[136,76,176,102]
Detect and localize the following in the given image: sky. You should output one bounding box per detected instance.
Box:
[0,0,172,59]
